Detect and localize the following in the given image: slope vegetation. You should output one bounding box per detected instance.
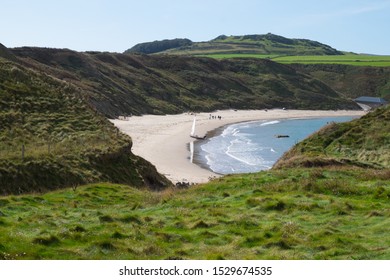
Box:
[125,38,192,54]
[0,42,364,195]
[125,33,343,56]
[0,57,171,195]
[0,41,389,260]
[0,168,389,259]
[11,47,359,117]
[291,64,390,100]
[0,43,15,61]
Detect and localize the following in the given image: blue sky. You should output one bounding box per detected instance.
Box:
[1,0,389,54]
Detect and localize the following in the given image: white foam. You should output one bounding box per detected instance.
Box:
[202,120,282,173]
[260,120,280,126]
[198,116,356,175]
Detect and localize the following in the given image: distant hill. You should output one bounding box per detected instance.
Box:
[125,38,193,54]
[125,33,343,56]
[274,105,390,169]
[0,43,16,60]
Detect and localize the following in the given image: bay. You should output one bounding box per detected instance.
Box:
[195,116,357,174]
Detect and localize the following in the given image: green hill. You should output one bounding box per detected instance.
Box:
[0,103,388,259]
[274,105,390,169]
[0,43,365,194]
[291,64,390,101]
[10,47,359,118]
[125,38,193,54]
[0,43,15,61]
[0,56,171,195]
[125,33,343,56]
[0,41,389,260]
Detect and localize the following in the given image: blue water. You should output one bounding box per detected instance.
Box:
[198,116,356,174]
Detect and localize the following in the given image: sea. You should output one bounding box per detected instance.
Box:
[194,116,357,175]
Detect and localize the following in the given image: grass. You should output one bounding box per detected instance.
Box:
[163,33,343,56]
[201,54,390,67]
[0,61,125,160]
[198,54,280,59]
[273,55,390,67]
[0,58,170,194]
[0,167,389,260]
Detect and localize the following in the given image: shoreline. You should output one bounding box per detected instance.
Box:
[111,109,366,184]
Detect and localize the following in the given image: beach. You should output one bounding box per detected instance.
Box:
[110,109,366,184]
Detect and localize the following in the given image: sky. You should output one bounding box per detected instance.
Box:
[1,0,389,54]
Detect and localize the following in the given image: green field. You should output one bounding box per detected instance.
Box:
[0,168,389,260]
[273,55,390,67]
[202,54,390,67]
[198,54,280,59]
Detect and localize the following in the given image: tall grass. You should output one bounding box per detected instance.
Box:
[0,58,169,194]
[0,168,388,260]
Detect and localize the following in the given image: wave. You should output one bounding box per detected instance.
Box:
[259,120,280,126]
[198,116,355,175]
[225,138,263,165]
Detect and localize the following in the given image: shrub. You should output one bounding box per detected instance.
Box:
[33,235,60,246]
[99,215,114,223]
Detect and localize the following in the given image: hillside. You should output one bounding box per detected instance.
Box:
[124,34,390,102]
[274,105,390,169]
[125,33,343,56]
[0,43,15,61]
[0,41,389,260]
[126,38,193,54]
[0,92,388,259]
[1,42,367,195]
[0,56,171,195]
[290,64,390,101]
[10,47,359,118]
[0,168,389,259]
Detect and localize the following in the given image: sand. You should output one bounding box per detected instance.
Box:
[110,109,366,184]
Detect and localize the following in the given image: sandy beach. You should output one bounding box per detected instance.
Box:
[111,109,366,184]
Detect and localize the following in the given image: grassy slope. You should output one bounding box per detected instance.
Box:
[10,48,359,117]
[159,34,343,56]
[196,55,390,100]
[125,35,390,102]
[1,106,389,260]
[0,43,388,260]
[0,168,389,260]
[290,63,390,101]
[274,106,390,169]
[0,57,171,194]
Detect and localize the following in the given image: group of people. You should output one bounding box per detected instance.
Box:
[209,114,222,120]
